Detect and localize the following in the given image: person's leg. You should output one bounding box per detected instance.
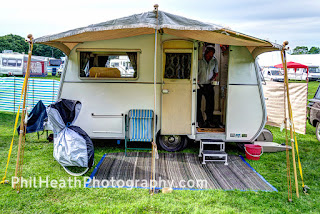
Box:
[197,87,204,126]
[203,84,215,123]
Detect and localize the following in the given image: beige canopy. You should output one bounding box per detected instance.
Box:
[34,10,281,56]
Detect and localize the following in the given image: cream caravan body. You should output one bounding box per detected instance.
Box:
[35,9,281,151]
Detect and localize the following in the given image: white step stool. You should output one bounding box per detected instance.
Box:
[199,139,228,165]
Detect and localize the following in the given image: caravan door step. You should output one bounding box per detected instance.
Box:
[197,127,225,133]
[202,150,227,155]
[199,139,228,165]
[201,139,224,143]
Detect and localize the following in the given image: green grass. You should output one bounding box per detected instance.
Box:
[308,81,319,100]
[0,75,60,81]
[0,84,319,213]
[30,76,60,81]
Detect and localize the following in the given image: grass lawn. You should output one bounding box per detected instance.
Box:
[30,76,61,81]
[0,82,319,213]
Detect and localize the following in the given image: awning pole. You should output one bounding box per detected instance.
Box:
[150,4,159,195]
[281,41,299,199]
[14,34,34,192]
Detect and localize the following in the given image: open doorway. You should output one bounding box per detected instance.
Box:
[197,43,229,133]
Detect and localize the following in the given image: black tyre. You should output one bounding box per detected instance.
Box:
[316,122,320,142]
[157,135,187,152]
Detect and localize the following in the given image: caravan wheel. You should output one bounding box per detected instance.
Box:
[158,135,187,152]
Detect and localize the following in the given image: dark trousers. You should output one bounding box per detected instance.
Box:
[197,84,214,123]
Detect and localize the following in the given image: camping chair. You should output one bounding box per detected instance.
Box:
[125,109,155,156]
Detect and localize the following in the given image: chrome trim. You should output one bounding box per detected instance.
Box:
[310,106,320,111]
[63,81,163,84]
[92,131,123,134]
[228,83,258,86]
[250,59,267,142]
[91,113,124,118]
[57,56,68,99]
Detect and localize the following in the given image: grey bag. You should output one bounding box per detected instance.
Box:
[47,99,94,176]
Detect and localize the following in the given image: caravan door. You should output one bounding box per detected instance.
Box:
[161,40,193,135]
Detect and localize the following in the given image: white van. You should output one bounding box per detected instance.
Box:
[308,66,320,81]
[263,68,284,82]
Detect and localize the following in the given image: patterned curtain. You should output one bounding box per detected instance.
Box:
[127,52,137,77]
[164,53,191,79]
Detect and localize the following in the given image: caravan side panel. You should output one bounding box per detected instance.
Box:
[59,34,164,139]
[226,46,266,142]
[62,83,161,139]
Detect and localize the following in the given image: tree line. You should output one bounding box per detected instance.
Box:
[292,46,320,55]
[0,34,64,58]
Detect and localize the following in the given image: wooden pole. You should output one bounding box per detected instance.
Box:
[281,48,292,202]
[281,41,299,198]
[13,34,34,191]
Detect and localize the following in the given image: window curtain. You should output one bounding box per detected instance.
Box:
[80,52,91,77]
[127,52,137,77]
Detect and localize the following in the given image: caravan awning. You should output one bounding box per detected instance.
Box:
[34,10,281,56]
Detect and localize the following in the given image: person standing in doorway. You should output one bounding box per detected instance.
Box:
[197,44,219,128]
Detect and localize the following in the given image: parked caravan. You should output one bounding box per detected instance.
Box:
[0,52,25,76]
[34,8,282,151]
[287,68,308,81]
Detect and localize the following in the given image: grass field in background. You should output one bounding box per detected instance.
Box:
[30,76,61,81]
[0,82,319,213]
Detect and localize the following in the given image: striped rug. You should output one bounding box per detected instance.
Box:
[86,152,277,191]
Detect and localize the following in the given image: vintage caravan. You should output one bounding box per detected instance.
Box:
[34,8,281,151]
[0,52,25,76]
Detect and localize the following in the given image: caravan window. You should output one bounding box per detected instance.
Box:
[2,58,18,67]
[17,59,22,67]
[164,53,191,79]
[79,51,138,79]
[309,67,320,73]
[2,58,7,66]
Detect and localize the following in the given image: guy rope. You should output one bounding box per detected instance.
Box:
[281,41,308,201]
[150,4,160,195]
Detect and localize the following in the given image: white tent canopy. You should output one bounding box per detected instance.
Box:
[34,10,281,56]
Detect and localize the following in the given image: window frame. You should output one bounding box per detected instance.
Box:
[162,49,193,82]
[7,58,17,67]
[77,48,141,81]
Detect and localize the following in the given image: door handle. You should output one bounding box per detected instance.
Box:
[162,89,169,94]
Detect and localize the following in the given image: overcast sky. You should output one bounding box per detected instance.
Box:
[1,0,320,49]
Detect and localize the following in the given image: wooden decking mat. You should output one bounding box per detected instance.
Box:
[86,152,277,191]
[197,127,225,133]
